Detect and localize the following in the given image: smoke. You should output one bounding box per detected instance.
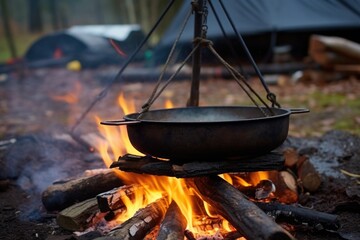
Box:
[1,133,103,220]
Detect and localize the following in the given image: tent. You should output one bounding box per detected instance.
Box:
[152,0,360,65]
[24,25,146,68]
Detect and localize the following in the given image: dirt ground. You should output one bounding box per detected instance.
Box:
[0,66,359,239]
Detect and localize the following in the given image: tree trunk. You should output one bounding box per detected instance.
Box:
[0,0,18,59]
[28,0,43,33]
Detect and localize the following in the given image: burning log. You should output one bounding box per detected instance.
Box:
[233,171,298,204]
[255,202,340,231]
[156,201,187,240]
[42,169,123,211]
[187,176,295,240]
[97,184,143,212]
[112,153,284,177]
[96,197,169,240]
[56,197,100,231]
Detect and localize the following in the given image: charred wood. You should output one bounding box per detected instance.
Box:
[156,201,187,240]
[97,184,143,212]
[56,197,100,231]
[42,169,123,211]
[222,231,243,240]
[184,229,196,240]
[112,153,284,177]
[232,171,298,204]
[255,202,340,231]
[187,176,295,240]
[96,197,169,240]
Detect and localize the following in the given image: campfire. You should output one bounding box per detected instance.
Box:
[28,2,357,239]
[40,93,339,240]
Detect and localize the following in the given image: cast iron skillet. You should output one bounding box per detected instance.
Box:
[101,106,308,161]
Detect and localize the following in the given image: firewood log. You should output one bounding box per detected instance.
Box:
[97,184,143,212]
[56,197,100,231]
[42,169,123,211]
[297,156,322,192]
[156,201,187,240]
[187,176,295,240]
[309,35,360,68]
[112,153,284,178]
[95,197,169,240]
[255,202,339,231]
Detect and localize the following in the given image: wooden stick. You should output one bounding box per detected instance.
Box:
[56,197,100,231]
[42,169,123,211]
[255,202,340,231]
[156,201,187,240]
[97,184,143,212]
[112,153,284,178]
[187,176,295,240]
[99,197,169,240]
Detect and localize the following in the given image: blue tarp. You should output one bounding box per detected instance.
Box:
[152,0,360,64]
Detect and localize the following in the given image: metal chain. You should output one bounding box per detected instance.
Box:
[202,0,208,38]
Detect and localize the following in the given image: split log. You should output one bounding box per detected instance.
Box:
[156,201,187,240]
[297,155,322,192]
[187,176,295,240]
[56,197,100,231]
[255,202,340,231]
[42,169,123,211]
[111,153,284,178]
[97,184,143,212]
[96,197,169,240]
[283,147,299,169]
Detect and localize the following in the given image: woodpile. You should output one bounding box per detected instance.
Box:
[309,35,360,72]
[41,149,339,240]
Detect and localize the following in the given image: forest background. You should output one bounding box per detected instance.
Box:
[0,0,184,62]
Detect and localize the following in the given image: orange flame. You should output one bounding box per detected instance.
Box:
[95,93,273,237]
[51,81,81,104]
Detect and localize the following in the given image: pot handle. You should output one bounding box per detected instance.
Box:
[100,119,141,126]
[289,108,310,114]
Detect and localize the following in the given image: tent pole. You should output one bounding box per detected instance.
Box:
[188,0,204,107]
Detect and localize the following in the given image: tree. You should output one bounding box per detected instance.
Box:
[0,0,18,59]
[28,0,43,33]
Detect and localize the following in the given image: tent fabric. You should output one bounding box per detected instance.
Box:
[153,0,360,64]
[24,25,146,68]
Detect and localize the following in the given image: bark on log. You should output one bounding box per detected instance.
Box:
[255,202,339,231]
[156,201,187,240]
[96,197,169,240]
[56,197,100,231]
[97,184,143,212]
[188,176,295,240]
[42,169,123,211]
[112,153,284,178]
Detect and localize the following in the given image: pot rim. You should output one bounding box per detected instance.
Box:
[123,106,296,124]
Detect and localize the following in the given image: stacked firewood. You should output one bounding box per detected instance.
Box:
[41,150,338,240]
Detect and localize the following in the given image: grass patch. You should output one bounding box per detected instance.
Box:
[0,33,41,62]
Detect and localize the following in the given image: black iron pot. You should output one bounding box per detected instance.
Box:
[101,106,308,161]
